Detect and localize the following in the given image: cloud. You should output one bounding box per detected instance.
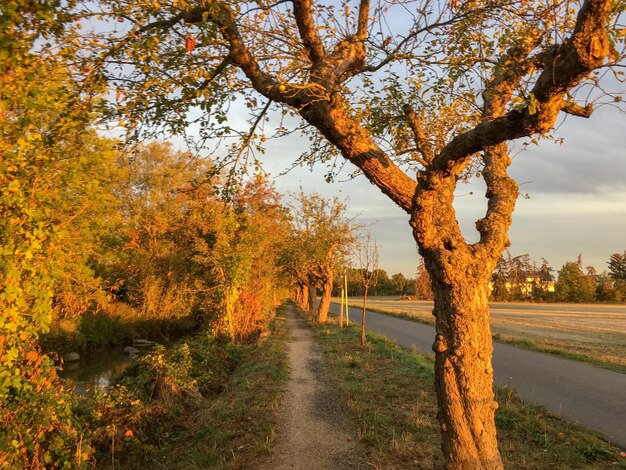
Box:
[509,106,626,195]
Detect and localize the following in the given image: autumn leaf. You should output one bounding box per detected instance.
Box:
[185,33,196,53]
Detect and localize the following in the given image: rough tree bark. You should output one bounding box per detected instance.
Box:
[111,0,613,466]
[307,275,317,317]
[301,283,310,311]
[316,269,333,323]
[411,160,512,467]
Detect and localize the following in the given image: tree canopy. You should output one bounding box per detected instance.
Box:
[556,259,596,302]
[6,0,626,467]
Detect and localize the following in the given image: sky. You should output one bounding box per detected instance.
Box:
[98,2,626,279]
[257,104,626,278]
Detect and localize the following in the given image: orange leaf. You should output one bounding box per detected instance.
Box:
[185,34,196,53]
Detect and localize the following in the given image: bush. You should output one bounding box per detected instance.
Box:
[88,334,243,467]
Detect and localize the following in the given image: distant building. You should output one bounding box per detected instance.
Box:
[489,276,555,297]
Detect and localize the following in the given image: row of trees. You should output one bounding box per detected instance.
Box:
[333,249,626,304]
[339,269,416,297]
[9,0,625,466]
[2,133,294,466]
[0,27,295,460]
[491,252,626,303]
[281,192,358,322]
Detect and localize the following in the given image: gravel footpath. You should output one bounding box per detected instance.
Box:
[262,305,369,469]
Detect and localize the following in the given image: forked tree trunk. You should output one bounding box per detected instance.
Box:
[410,144,517,469]
[316,270,333,323]
[427,270,501,469]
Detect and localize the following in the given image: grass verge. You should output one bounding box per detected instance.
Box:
[491,333,626,374]
[86,306,288,469]
[334,300,626,374]
[309,315,625,470]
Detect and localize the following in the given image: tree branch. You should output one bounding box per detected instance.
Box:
[561,101,594,117]
[356,0,370,40]
[482,31,544,118]
[429,0,612,176]
[402,104,433,163]
[299,99,417,213]
[292,0,326,64]
[198,1,312,107]
[362,8,484,73]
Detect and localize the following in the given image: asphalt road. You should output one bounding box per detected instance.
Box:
[329,303,626,450]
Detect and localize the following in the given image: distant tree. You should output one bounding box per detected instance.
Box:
[490,255,511,302]
[509,254,535,300]
[614,280,626,303]
[415,259,433,300]
[404,278,417,296]
[556,261,596,303]
[532,258,555,302]
[596,272,616,302]
[391,273,408,295]
[283,192,358,322]
[373,269,393,295]
[66,0,624,463]
[608,252,626,281]
[353,233,380,346]
[596,252,626,302]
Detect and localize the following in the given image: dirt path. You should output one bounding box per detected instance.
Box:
[264,304,369,469]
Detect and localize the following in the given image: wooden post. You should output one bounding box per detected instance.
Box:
[344,271,349,326]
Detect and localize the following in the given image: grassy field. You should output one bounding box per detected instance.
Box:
[309,315,626,469]
[335,297,626,372]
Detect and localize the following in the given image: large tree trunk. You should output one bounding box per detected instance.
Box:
[307,276,317,317]
[316,270,333,323]
[301,283,310,311]
[427,270,501,469]
[410,144,517,469]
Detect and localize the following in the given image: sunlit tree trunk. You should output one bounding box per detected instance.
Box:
[316,269,333,323]
[301,283,310,311]
[307,276,317,318]
[410,144,517,469]
[428,272,501,469]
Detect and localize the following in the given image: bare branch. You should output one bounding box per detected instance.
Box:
[362,8,485,73]
[561,101,594,117]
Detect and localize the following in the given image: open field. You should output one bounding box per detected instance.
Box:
[334,297,626,371]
